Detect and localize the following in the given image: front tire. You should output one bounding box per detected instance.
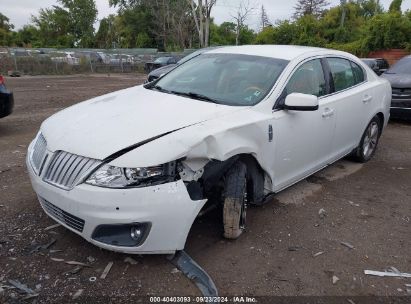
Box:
[352,116,381,163]
[223,161,247,239]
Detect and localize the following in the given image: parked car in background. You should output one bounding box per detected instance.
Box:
[382,55,411,119]
[27,45,390,254]
[146,47,221,82]
[361,58,381,75]
[51,52,79,65]
[0,76,14,119]
[361,58,389,75]
[144,56,179,73]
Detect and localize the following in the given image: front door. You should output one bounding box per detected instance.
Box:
[271,58,336,191]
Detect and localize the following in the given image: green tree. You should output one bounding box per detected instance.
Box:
[59,0,98,47]
[389,0,402,13]
[13,25,40,47]
[0,12,14,46]
[294,0,330,19]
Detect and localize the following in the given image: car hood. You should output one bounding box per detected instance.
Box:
[149,64,177,77]
[41,85,240,160]
[381,73,411,88]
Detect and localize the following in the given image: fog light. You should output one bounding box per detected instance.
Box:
[92,222,151,247]
[130,226,142,240]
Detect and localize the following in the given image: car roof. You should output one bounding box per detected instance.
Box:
[207,45,334,61]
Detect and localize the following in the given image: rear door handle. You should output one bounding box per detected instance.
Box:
[363,95,372,103]
[322,108,334,118]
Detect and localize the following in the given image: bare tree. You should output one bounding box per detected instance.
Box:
[188,0,216,47]
[293,0,330,19]
[260,5,271,30]
[340,0,347,27]
[231,0,255,45]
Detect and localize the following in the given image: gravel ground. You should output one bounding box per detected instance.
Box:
[0,74,410,303]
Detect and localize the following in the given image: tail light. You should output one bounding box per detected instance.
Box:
[0,75,4,85]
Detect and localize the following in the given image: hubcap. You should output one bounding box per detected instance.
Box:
[363,122,379,158]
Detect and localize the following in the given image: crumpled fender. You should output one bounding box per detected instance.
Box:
[109,108,274,187]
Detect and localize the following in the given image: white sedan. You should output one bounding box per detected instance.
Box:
[27,45,391,254]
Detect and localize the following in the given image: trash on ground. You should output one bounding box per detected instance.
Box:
[318,208,327,219]
[313,251,325,257]
[29,238,56,254]
[72,289,84,300]
[171,268,180,274]
[87,256,96,263]
[89,277,97,282]
[348,200,360,207]
[65,261,90,267]
[288,246,302,251]
[340,241,354,249]
[8,279,36,295]
[64,265,83,275]
[100,262,113,279]
[364,270,411,278]
[51,258,64,262]
[44,224,60,231]
[332,275,340,284]
[124,257,138,265]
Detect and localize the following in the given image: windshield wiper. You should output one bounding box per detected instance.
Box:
[170,91,221,104]
[152,85,170,93]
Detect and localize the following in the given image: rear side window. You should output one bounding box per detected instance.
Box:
[351,61,365,84]
[327,58,355,92]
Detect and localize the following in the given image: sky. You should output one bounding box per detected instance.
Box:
[1,0,411,31]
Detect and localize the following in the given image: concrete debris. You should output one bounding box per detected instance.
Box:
[100,262,113,279]
[340,242,354,250]
[318,208,327,219]
[364,270,411,278]
[332,275,340,284]
[124,257,138,265]
[8,279,36,295]
[72,289,84,300]
[313,251,325,257]
[44,223,61,231]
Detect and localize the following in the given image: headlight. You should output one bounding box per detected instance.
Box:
[85,163,172,188]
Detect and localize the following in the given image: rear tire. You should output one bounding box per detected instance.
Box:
[223,161,247,239]
[352,116,381,163]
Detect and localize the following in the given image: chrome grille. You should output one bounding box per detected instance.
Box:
[30,133,47,175]
[44,151,100,190]
[39,196,85,232]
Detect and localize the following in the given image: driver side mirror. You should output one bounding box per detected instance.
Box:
[284,93,319,111]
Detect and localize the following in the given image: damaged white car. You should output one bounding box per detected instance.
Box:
[27,45,391,254]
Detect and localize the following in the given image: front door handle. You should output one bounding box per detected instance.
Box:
[322,108,334,118]
[363,95,372,103]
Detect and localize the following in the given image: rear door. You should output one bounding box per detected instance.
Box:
[325,57,374,161]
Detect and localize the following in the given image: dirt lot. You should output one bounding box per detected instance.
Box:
[0,74,410,303]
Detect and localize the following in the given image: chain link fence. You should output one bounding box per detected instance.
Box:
[0,48,192,76]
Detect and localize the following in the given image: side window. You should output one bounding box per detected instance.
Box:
[285,59,327,97]
[351,61,365,84]
[327,58,356,92]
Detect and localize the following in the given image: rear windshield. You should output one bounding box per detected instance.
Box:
[385,57,411,74]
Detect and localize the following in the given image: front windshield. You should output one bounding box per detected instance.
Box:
[385,57,411,74]
[154,57,171,64]
[151,53,289,106]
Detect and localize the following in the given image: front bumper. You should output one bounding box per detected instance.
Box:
[26,150,206,254]
[390,98,411,119]
[0,91,14,118]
